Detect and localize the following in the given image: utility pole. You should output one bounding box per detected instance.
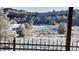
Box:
[66,7,73,51]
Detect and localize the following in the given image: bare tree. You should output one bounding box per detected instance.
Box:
[0,8,15,38]
[0,8,17,48]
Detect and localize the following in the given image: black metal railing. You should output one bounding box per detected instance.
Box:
[0,37,79,51]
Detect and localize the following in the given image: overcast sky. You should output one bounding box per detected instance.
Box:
[12,7,79,12]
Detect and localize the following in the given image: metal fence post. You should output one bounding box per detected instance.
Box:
[66,7,73,51]
[13,37,16,51]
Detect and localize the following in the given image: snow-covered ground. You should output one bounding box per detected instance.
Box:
[10,24,79,41]
[7,24,79,51]
[9,24,79,44]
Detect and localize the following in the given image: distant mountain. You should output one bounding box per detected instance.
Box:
[3,8,79,26]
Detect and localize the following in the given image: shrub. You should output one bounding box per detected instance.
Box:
[58,23,67,34]
[16,24,26,37]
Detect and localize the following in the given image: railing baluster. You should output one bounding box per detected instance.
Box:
[19,40,21,51]
[72,42,73,51]
[9,40,10,51]
[44,41,46,51]
[27,40,29,50]
[36,40,37,50]
[0,40,1,51]
[56,40,58,50]
[32,39,33,50]
[4,37,6,51]
[13,37,16,51]
[40,39,41,51]
[23,38,25,51]
[76,40,78,51]
[60,41,62,51]
[52,41,54,50]
[48,39,50,51]
[0,38,1,51]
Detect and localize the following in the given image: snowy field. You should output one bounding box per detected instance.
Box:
[1,24,78,51]
[10,24,79,42]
